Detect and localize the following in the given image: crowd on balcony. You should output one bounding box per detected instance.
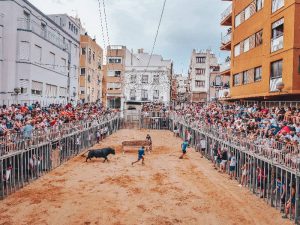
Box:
[0,102,118,138]
[172,102,300,169]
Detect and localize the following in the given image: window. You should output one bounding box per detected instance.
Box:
[153,90,159,100]
[196,68,205,75]
[271,18,284,52]
[242,71,248,84]
[141,90,148,101]
[130,74,136,83]
[235,13,241,27]
[153,75,159,84]
[33,45,42,63]
[245,6,251,20]
[45,84,57,98]
[88,48,91,63]
[255,30,263,46]
[130,89,136,100]
[61,58,66,73]
[49,52,55,69]
[215,76,222,86]
[31,81,43,95]
[243,38,250,52]
[108,70,121,77]
[272,18,284,39]
[19,41,30,61]
[142,75,148,84]
[233,74,240,86]
[81,48,86,55]
[115,71,121,77]
[234,44,240,57]
[254,66,262,82]
[81,68,86,75]
[256,0,264,11]
[108,57,122,64]
[271,60,283,79]
[196,57,206,63]
[272,0,284,13]
[195,80,205,87]
[59,87,67,98]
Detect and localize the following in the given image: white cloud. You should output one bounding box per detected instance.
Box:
[28,0,230,73]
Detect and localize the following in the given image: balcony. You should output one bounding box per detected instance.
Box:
[221,32,231,50]
[221,4,232,26]
[17,18,68,51]
[271,35,283,53]
[270,77,282,92]
[220,60,231,76]
[218,88,230,99]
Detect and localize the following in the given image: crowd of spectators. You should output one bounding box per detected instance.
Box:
[172,102,300,170]
[0,102,119,139]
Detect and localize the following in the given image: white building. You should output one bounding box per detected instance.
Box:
[0,0,80,106]
[188,49,219,102]
[175,74,188,95]
[124,49,172,110]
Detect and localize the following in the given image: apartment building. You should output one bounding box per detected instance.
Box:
[188,49,219,102]
[0,0,80,105]
[221,0,300,100]
[104,45,126,109]
[124,49,173,110]
[173,74,188,102]
[79,33,103,103]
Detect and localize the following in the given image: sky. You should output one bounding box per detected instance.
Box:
[29,0,230,74]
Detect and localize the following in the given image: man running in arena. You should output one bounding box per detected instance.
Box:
[179,139,189,159]
[132,146,145,166]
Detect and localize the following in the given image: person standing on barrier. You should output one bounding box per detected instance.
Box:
[132,146,145,166]
[200,138,206,158]
[220,148,228,173]
[96,129,101,144]
[273,177,286,213]
[229,151,236,180]
[179,139,189,159]
[282,183,296,219]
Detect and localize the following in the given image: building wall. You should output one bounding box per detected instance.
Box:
[188,49,219,102]
[79,34,103,103]
[105,45,126,109]
[0,0,80,106]
[123,49,172,108]
[229,0,300,99]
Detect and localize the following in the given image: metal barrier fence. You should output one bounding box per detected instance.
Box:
[170,119,300,223]
[140,116,173,130]
[0,116,122,199]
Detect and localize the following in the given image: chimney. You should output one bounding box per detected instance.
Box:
[138,48,144,54]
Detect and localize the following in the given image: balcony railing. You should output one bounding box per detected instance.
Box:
[220,60,231,73]
[218,88,230,98]
[221,4,232,22]
[17,18,68,51]
[221,32,232,45]
[271,35,284,53]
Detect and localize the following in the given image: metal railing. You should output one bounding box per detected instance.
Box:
[170,119,299,223]
[221,32,232,45]
[221,4,232,22]
[0,115,122,199]
[17,18,68,51]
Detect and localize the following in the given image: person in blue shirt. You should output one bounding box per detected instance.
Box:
[179,140,189,159]
[132,146,145,166]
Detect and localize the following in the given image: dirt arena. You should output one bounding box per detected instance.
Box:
[0,129,293,225]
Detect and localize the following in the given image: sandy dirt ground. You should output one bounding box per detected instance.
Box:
[0,129,293,225]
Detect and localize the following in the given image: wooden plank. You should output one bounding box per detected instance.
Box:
[122,140,151,147]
